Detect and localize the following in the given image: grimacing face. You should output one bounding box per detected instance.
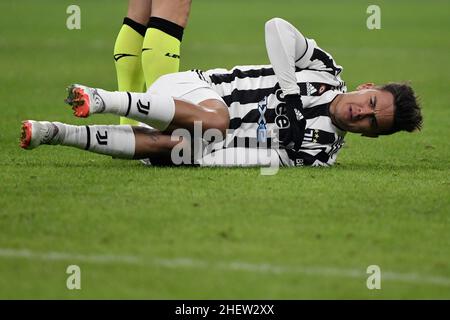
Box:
[329,83,395,137]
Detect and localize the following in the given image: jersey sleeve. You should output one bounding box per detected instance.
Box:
[265,18,343,95]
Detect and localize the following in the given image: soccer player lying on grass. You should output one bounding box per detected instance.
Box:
[20,18,422,167]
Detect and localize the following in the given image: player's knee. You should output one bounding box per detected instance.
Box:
[173,0,192,26]
[152,0,192,28]
[127,0,152,25]
[265,17,284,34]
[205,112,229,136]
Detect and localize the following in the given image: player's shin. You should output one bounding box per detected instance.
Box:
[55,123,135,159]
[114,17,147,125]
[120,93,176,131]
[68,86,176,132]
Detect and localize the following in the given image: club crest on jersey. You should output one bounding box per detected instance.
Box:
[303,128,336,144]
[304,129,320,143]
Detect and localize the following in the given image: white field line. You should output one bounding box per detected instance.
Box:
[0,248,449,287]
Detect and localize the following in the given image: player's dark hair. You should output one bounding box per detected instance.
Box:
[378,83,423,135]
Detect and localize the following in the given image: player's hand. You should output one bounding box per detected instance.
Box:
[279,94,306,151]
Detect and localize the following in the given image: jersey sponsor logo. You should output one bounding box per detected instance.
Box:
[274,89,292,129]
[95,130,108,145]
[256,96,268,142]
[136,99,150,115]
[256,92,296,143]
[275,112,290,129]
[113,53,137,61]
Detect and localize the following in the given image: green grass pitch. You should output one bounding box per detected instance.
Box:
[0,0,449,299]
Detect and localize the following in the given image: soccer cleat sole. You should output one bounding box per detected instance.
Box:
[65,85,91,118]
[20,121,33,149]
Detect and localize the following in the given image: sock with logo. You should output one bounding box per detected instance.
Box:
[114,17,147,125]
[92,89,176,131]
[142,17,184,88]
[52,123,136,159]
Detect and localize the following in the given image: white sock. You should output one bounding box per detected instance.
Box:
[53,123,135,159]
[97,90,175,131]
[96,89,129,115]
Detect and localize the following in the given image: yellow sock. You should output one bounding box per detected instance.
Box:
[142,17,184,89]
[114,18,146,125]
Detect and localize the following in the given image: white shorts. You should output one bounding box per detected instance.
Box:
[146,71,226,105]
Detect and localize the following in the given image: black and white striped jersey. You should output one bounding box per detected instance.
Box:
[198,18,347,167]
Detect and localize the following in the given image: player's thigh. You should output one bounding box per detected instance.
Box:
[171,98,229,135]
[147,71,222,105]
[147,72,229,132]
[182,89,230,129]
[151,0,192,27]
[174,86,229,133]
[127,0,152,25]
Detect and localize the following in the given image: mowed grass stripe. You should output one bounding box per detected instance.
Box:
[1,248,449,287]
